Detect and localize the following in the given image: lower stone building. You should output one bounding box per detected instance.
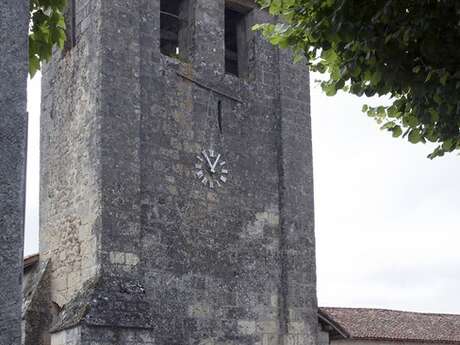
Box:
[319,307,460,345]
[24,256,460,345]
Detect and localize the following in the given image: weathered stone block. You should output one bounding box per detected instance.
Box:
[238,320,257,335]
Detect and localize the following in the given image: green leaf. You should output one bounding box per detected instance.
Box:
[381,121,396,130]
[440,72,448,86]
[406,115,419,127]
[403,29,411,43]
[425,70,434,82]
[408,129,422,144]
[387,105,399,117]
[442,139,456,151]
[29,55,40,77]
[433,93,442,104]
[375,106,385,116]
[371,70,382,86]
[322,82,337,96]
[392,126,403,138]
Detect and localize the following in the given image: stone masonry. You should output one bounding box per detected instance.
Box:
[37,0,318,344]
[0,1,28,344]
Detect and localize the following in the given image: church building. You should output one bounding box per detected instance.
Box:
[23,0,318,344]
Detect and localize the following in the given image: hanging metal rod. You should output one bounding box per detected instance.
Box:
[176,72,244,103]
[160,10,180,19]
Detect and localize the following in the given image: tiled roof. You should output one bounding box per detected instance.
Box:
[320,307,460,343]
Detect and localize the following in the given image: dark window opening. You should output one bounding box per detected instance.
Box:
[71,0,76,46]
[225,5,250,77]
[160,0,189,59]
[64,0,77,50]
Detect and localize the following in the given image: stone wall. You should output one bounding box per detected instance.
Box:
[41,1,318,344]
[318,330,330,345]
[0,1,28,344]
[133,1,317,343]
[50,326,157,345]
[40,0,102,308]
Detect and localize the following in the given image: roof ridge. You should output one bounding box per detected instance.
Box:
[320,306,460,317]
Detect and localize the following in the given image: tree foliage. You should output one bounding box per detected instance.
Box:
[29,0,67,77]
[255,0,460,158]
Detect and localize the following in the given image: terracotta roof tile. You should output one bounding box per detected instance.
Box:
[320,307,460,343]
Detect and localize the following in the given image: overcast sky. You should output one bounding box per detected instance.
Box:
[25,72,460,315]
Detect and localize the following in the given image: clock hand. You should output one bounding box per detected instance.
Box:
[211,154,221,173]
[202,151,213,170]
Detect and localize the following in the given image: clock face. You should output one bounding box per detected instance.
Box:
[195,149,229,189]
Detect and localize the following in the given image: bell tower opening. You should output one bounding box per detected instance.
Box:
[225,2,251,77]
[160,0,190,59]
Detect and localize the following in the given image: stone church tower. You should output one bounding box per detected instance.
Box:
[36,0,317,344]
